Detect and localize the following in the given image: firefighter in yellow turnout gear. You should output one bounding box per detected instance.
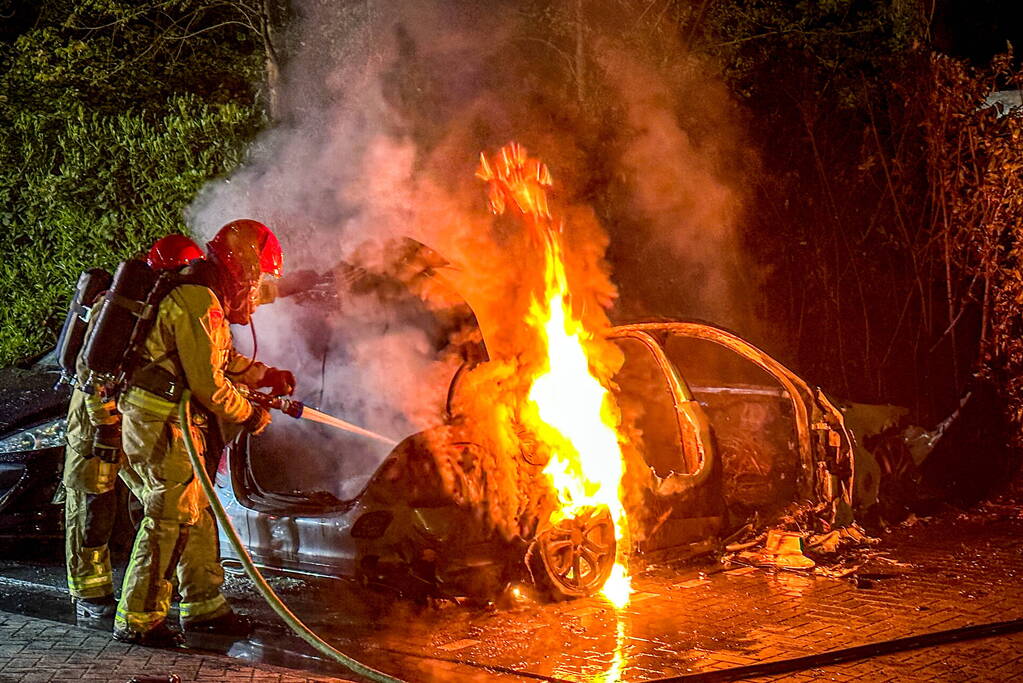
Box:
[114,220,292,646]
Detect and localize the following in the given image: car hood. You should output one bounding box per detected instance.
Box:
[0,365,69,433]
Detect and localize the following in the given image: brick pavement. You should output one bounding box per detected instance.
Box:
[0,610,352,683]
[744,630,1023,682]
[256,508,1023,681]
[3,509,1023,681]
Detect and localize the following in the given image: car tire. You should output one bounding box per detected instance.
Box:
[528,505,616,600]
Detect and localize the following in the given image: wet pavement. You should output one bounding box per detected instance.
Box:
[0,609,354,682]
[2,505,1023,681]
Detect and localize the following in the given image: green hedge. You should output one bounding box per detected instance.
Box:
[0,96,262,365]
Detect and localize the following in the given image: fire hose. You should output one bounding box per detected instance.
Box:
[177,389,401,683]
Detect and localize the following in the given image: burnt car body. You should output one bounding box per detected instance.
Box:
[217,318,856,600]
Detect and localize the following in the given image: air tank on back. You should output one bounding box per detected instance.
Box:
[55,268,112,385]
[81,259,159,382]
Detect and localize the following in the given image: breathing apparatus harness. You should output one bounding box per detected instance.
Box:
[72,258,237,401]
[74,260,176,396]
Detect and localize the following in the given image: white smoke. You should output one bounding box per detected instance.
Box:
[185,0,755,498]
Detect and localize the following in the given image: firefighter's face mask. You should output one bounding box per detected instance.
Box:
[254,274,279,307]
[224,279,260,325]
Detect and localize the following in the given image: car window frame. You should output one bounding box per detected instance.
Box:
[606,327,714,492]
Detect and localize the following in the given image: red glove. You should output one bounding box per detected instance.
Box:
[259,368,296,396]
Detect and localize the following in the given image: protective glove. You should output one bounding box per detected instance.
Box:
[259,367,296,396]
[91,423,122,464]
[243,404,272,436]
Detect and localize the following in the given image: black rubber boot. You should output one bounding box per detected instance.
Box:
[113,621,185,648]
[75,594,116,622]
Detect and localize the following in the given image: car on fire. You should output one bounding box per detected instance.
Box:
[0,330,859,601]
[0,258,859,602]
[215,313,858,601]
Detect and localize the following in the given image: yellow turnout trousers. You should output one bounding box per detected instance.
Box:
[114,398,228,633]
[64,468,145,599]
[64,487,117,599]
[64,388,145,599]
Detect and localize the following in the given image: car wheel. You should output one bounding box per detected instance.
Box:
[529,505,616,600]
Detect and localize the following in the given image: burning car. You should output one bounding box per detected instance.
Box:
[218,145,856,603]
[218,315,856,602]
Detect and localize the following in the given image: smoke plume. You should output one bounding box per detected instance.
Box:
[186,0,755,498]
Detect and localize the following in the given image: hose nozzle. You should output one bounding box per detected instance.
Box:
[244,389,304,419]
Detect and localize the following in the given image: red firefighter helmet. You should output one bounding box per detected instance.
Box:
[207,219,283,324]
[146,234,204,270]
[206,219,283,282]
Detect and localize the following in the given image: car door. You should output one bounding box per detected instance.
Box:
[612,322,854,527]
[608,328,722,553]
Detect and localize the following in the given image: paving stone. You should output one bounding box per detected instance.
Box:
[5,512,1023,681]
[0,612,353,683]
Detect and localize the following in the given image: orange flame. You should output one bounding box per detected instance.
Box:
[478,142,631,607]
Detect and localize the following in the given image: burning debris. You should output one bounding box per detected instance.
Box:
[723,524,881,574]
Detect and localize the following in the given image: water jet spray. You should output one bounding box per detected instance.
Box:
[243,389,398,446]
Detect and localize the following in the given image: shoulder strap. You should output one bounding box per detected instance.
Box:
[126,262,220,381]
[122,271,188,380]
